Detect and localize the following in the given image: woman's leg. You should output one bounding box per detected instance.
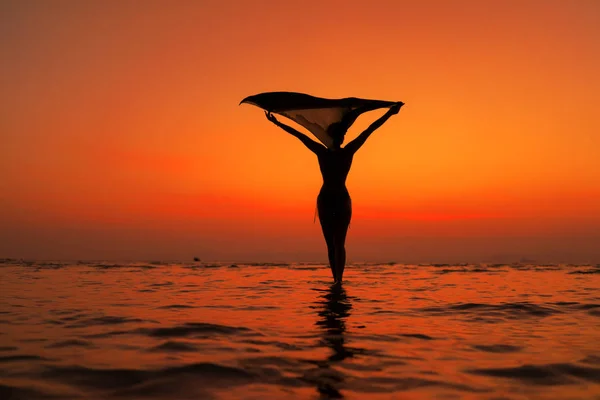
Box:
[333,199,352,282]
[333,221,350,282]
[319,215,337,280]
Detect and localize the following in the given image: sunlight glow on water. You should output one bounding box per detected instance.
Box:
[1,260,599,399]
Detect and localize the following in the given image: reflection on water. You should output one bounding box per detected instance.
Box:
[0,260,599,399]
[310,285,354,398]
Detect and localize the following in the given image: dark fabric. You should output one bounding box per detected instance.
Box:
[240,91,398,148]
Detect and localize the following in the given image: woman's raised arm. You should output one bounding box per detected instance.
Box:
[344,102,403,154]
[265,111,325,154]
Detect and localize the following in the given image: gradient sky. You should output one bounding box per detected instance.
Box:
[1,0,599,262]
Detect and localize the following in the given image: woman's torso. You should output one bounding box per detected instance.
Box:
[317,148,353,198]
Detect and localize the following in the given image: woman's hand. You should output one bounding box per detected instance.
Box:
[388,102,404,115]
[265,111,279,124]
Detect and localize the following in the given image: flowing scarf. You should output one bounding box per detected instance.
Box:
[240,91,399,148]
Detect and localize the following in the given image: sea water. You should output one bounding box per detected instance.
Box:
[1,260,599,399]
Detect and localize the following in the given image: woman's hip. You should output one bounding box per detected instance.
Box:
[317,190,352,220]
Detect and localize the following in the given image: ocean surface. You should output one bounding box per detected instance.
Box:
[1,260,599,400]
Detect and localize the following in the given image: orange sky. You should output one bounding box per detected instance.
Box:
[1,0,599,262]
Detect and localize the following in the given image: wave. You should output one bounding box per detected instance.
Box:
[65,315,150,329]
[0,354,49,363]
[45,339,94,349]
[569,269,600,274]
[39,362,258,396]
[472,344,522,353]
[139,322,258,339]
[155,304,195,310]
[467,363,600,385]
[0,383,67,400]
[146,341,200,353]
[418,302,563,319]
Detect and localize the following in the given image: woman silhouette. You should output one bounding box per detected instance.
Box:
[265,102,403,284]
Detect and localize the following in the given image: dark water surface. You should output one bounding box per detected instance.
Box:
[1,260,599,399]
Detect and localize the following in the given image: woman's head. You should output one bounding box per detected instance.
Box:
[331,134,344,149]
[328,122,348,150]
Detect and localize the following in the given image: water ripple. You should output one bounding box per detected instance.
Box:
[139,322,258,338]
[467,363,600,385]
[1,261,599,399]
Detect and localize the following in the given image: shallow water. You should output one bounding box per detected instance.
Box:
[1,260,599,399]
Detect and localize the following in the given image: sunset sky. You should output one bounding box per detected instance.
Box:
[1,0,599,262]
